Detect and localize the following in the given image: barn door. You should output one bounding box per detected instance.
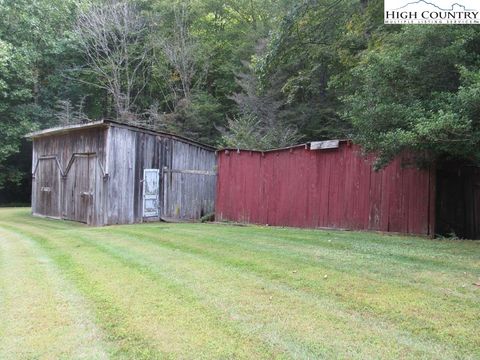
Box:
[143,169,160,218]
[33,157,61,218]
[64,154,96,224]
[162,167,216,221]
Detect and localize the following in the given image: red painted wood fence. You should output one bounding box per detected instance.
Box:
[215,142,436,236]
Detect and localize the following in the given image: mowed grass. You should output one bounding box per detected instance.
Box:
[0,208,479,359]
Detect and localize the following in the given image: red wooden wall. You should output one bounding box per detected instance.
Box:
[215,142,436,236]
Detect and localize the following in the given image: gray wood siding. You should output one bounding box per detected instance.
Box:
[107,124,216,223]
[33,158,62,218]
[63,155,96,224]
[163,141,217,220]
[132,132,170,223]
[32,122,216,226]
[31,127,107,225]
[106,126,136,224]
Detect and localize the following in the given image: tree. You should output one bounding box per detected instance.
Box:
[74,0,151,120]
[256,0,359,142]
[336,26,480,168]
[0,0,82,190]
[159,2,200,103]
[0,39,34,188]
[221,59,301,149]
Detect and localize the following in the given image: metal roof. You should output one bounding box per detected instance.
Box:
[218,139,350,154]
[25,119,216,151]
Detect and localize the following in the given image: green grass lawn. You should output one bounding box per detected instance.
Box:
[0,208,478,359]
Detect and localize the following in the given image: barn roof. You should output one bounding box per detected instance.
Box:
[219,139,350,154]
[25,119,216,151]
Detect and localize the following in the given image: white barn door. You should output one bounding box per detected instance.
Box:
[143,169,160,218]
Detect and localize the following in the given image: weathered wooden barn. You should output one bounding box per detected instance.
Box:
[28,120,216,226]
[216,140,458,238]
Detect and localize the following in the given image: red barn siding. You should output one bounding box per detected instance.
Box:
[216,143,436,236]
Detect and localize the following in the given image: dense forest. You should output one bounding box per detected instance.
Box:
[1,0,480,201]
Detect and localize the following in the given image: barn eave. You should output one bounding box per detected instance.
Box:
[25,121,107,139]
[217,139,350,154]
[25,119,216,151]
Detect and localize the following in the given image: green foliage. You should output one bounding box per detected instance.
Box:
[3,0,480,193]
[220,113,300,150]
[0,39,35,188]
[336,26,480,167]
[260,0,480,167]
[0,0,81,189]
[257,0,359,142]
[221,114,264,149]
[177,91,224,145]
